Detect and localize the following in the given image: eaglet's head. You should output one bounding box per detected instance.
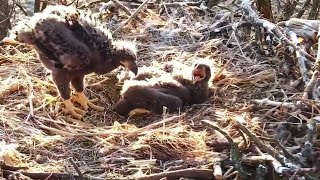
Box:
[191,63,211,84]
[111,40,138,75]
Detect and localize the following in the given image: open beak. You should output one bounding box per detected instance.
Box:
[192,66,206,84]
[0,37,20,46]
[120,60,138,75]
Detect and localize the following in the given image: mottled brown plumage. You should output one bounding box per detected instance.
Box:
[113,63,211,116]
[113,83,183,116]
[1,5,138,119]
[153,63,211,105]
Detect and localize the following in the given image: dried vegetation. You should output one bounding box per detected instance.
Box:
[1,0,320,179]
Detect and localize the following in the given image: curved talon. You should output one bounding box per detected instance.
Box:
[72,92,104,111]
[62,99,85,119]
[88,101,105,111]
[74,107,86,115]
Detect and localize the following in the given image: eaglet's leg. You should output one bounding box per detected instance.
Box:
[52,72,86,119]
[71,76,104,111]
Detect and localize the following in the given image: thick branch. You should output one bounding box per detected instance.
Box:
[129,168,214,180]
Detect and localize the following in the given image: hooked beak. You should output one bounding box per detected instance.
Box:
[120,60,138,75]
[0,37,20,46]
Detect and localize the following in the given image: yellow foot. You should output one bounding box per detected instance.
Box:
[128,108,151,117]
[62,99,86,119]
[71,92,105,111]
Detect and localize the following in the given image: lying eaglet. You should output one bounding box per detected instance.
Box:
[113,63,211,116]
[1,5,139,119]
[113,80,183,117]
[152,63,211,105]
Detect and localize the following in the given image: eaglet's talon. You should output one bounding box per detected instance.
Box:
[62,99,85,119]
[72,92,105,111]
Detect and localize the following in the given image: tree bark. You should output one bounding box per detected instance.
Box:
[256,0,273,21]
[0,0,11,40]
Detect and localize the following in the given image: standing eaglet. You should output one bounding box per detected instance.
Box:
[1,5,138,119]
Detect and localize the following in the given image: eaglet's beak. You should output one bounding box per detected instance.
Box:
[192,65,206,84]
[120,60,138,75]
[0,37,20,46]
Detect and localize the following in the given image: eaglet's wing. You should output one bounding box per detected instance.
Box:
[33,14,92,70]
[43,5,114,64]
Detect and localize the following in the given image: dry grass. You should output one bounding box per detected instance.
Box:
[1,1,316,179]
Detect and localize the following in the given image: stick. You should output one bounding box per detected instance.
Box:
[234,120,298,169]
[68,158,84,180]
[39,125,75,137]
[314,23,320,69]
[0,162,28,171]
[288,31,309,83]
[113,0,151,33]
[128,168,214,180]
[111,0,132,15]
[2,170,87,180]
[71,114,185,137]
[252,98,296,109]
[203,120,249,178]
[78,0,109,9]
[302,71,319,99]
[251,146,290,175]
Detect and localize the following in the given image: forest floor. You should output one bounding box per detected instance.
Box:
[0,0,319,180]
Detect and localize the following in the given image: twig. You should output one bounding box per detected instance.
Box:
[15,2,32,16]
[288,31,309,83]
[250,145,288,174]
[313,23,320,69]
[111,0,132,15]
[203,120,249,178]
[0,162,28,171]
[2,170,87,180]
[0,0,16,24]
[64,165,76,180]
[258,136,302,165]
[68,158,84,180]
[70,114,185,137]
[302,71,319,99]
[305,119,317,145]
[78,0,109,9]
[128,168,214,180]
[113,0,151,33]
[234,120,298,169]
[39,125,75,137]
[252,98,296,109]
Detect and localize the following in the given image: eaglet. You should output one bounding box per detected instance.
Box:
[1,5,138,119]
[113,63,211,116]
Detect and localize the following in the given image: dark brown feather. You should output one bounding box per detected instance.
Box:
[114,63,211,116]
[113,86,183,116]
[4,5,138,103]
